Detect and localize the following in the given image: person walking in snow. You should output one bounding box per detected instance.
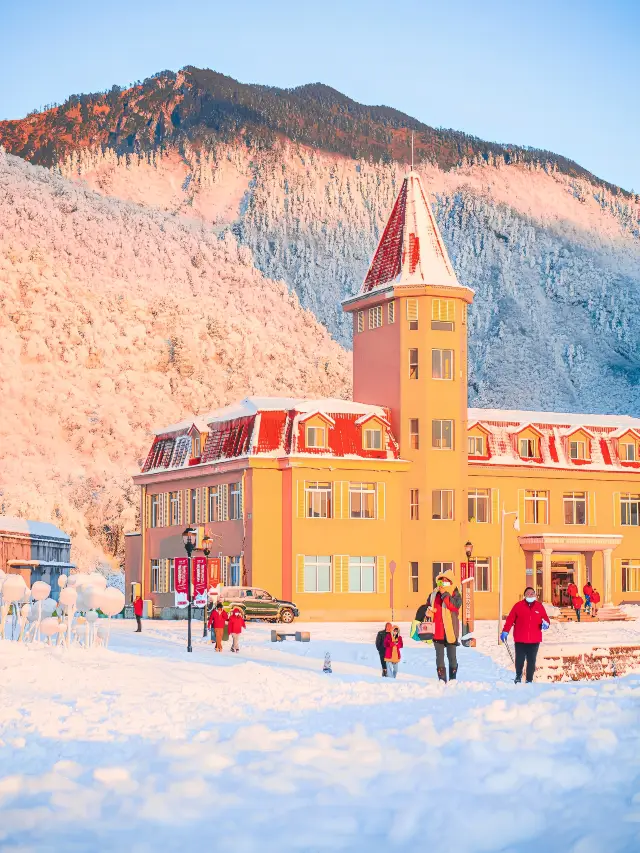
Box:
[501,587,550,683]
[427,569,462,683]
[208,601,229,651]
[591,587,601,617]
[383,625,403,678]
[228,607,245,653]
[572,593,584,622]
[583,581,594,615]
[375,622,392,676]
[133,595,143,633]
[566,580,578,608]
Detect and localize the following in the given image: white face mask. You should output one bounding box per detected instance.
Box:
[525,596,536,603]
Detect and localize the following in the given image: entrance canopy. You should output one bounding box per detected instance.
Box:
[518,533,622,553]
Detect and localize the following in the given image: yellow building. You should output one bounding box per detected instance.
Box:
[126,171,640,621]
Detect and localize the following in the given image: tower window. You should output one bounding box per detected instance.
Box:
[432,299,454,330]
[432,490,454,520]
[388,301,395,324]
[407,298,419,330]
[368,306,382,329]
[357,311,364,333]
[410,489,419,520]
[410,419,419,450]
[409,349,419,379]
[432,349,454,380]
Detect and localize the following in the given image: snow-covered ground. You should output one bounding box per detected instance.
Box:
[1,618,640,852]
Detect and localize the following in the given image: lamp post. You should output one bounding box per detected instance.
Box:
[201,535,213,638]
[498,505,520,645]
[182,526,197,653]
[461,541,475,648]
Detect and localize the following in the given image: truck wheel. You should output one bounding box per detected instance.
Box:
[279,608,295,624]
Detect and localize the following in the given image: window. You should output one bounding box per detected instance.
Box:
[304,556,332,592]
[151,559,161,593]
[432,349,454,380]
[150,494,160,528]
[525,490,549,524]
[410,418,419,450]
[519,438,537,458]
[474,558,491,592]
[409,348,419,379]
[349,556,376,593]
[363,428,383,450]
[410,561,419,593]
[432,419,454,449]
[357,311,364,334]
[388,302,395,324]
[208,486,219,522]
[432,299,454,330]
[192,433,201,458]
[569,440,588,460]
[169,491,180,526]
[468,435,484,456]
[432,561,454,587]
[410,489,419,520]
[230,482,242,520]
[349,482,376,519]
[622,559,640,593]
[305,482,332,518]
[621,493,640,526]
[369,305,382,329]
[230,556,242,586]
[432,490,454,520]
[407,298,419,330]
[563,491,587,525]
[621,442,636,461]
[468,489,490,523]
[306,426,326,448]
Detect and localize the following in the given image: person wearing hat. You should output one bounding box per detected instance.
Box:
[375,622,392,676]
[591,587,601,617]
[207,601,229,652]
[426,569,462,683]
[228,606,246,653]
[383,624,403,679]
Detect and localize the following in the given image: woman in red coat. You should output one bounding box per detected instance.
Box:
[228,607,246,653]
[133,596,143,633]
[207,602,229,651]
[566,581,578,606]
[501,587,550,683]
[591,588,601,616]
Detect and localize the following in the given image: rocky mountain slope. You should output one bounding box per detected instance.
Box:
[0,149,348,568]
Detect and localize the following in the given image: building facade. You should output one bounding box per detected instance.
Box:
[126,171,640,620]
[1,516,74,599]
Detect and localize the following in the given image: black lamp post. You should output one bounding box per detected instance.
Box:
[201,535,213,637]
[182,526,197,652]
[465,541,473,561]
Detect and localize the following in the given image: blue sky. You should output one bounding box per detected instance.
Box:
[2,0,638,191]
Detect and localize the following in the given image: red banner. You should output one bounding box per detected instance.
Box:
[460,560,476,647]
[174,557,189,609]
[207,557,221,588]
[193,556,207,607]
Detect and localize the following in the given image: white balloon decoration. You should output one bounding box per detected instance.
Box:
[32,581,51,601]
[2,575,27,603]
[100,587,125,617]
[58,574,68,590]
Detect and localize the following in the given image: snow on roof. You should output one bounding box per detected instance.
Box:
[469,408,640,430]
[153,417,210,436]
[0,516,70,540]
[205,397,387,423]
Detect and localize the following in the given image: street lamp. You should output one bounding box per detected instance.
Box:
[464,541,473,560]
[201,535,213,638]
[182,526,197,653]
[461,541,475,647]
[498,505,520,644]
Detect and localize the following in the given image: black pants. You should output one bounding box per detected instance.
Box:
[379,651,387,674]
[515,642,539,682]
[575,608,581,622]
[434,641,457,670]
[135,615,142,632]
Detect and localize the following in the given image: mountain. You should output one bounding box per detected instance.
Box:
[0,149,349,569]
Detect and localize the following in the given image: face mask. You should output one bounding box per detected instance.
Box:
[525,596,536,603]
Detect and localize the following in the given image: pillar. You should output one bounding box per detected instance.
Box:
[541,548,552,604]
[602,548,613,605]
[585,551,593,585]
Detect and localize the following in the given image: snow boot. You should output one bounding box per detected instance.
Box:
[449,666,458,681]
[437,667,447,683]
[514,675,522,684]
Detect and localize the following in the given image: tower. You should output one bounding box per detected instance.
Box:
[342,171,474,614]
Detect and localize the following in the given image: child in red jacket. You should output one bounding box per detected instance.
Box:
[572,594,584,622]
[591,588,601,616]
[383,625,403,679]
[228,607,245,653]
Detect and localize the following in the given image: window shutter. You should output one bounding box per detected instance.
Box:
[162,493,169,527]
[163,559,170,594]
[220,484,229,521]
[614,557,621,593]
[376,482,386,520]
[588,492,596,526]
[178,490,183,526]
[518,489,525,526]
[342,482,350,519]
[334,555,349,593]
[145,494,151,529]
[492,556,499,594]
[297,481,306,518]
[491,489,500,524]
[296,555,305,594]
[195,488,201,524]
[377,556,386,594]
[613,492,620,527]
[334,481,348,519]
[406,299,418,322]
[238,480,244,519]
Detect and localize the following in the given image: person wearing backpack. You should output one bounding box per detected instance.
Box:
[427,570,462,683]
[383,625,403,678]
[375,622,392,676]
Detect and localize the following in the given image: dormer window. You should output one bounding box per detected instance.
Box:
[363,428,383,450]
[569,440,587,460]
[306,426,326,448]
[468,435,484,456]
[519,438,537,458]
[621,442,637,462]
[192,433,201,458]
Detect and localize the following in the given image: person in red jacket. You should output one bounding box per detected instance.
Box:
[427,569,462,682]
[383,625,403,678]
[133,595,143,633]
[501,587,550,683]
[566,580,578,607]
[228,607,245,653]
[591,588,601,616]
[583,582,594,615]
[572,594,584,622]
[207,601,229,651]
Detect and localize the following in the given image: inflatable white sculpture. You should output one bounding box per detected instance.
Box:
[31,580,51,641]
[1,574,28,640]
[99,587,125,648]
[40,616,60,644]
[58,586,77,648]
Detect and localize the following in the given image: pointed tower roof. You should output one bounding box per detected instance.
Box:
[361,171,460,293]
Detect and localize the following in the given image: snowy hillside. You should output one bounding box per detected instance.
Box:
[0,149,349,567]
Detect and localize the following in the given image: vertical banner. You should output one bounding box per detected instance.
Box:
[193,556,207,607]
[460,560,476,647]
[174,557,189,608]
[207,557,221,588]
